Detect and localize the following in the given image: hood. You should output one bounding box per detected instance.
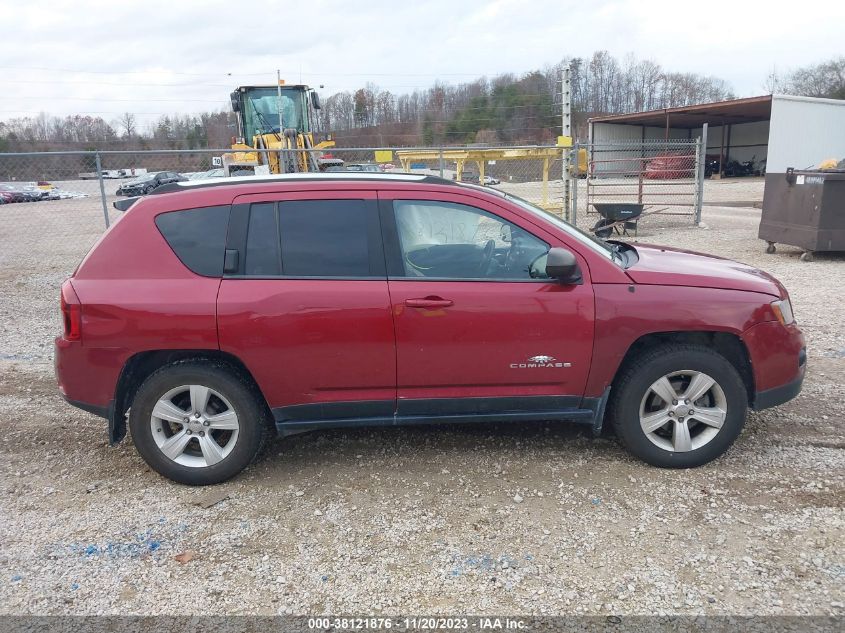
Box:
[625,243,784,297]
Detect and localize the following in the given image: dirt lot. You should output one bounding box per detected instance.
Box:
[0,181,842,616]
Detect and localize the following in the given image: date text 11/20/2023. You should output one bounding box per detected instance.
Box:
[306,617,527,630]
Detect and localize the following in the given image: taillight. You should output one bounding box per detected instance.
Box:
[61,281,82,341]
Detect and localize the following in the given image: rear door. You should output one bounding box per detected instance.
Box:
[379,190,595,416]
[217,190,396,423]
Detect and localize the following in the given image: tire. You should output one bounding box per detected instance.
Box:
[608,344,748,468]
[593,218,614,238]
[129,361,271,485]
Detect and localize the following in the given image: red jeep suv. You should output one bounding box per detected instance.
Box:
[55,174,806,485]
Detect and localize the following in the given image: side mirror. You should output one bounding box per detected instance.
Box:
[311,91,322,110]
[230,91,241,113]
[545,247,582,284]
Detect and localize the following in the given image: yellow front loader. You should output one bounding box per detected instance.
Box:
[224,83,335,175]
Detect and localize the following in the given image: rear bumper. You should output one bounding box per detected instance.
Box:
[61,395,111,419]
[55,336,126,443]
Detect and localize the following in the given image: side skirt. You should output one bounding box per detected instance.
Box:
[272,394,611,437]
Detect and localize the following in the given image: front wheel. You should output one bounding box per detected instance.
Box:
[609,344,748,468]
[129,362,270,485]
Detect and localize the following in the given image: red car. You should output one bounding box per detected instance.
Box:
[55,174,805,485]
[644,154,695,179]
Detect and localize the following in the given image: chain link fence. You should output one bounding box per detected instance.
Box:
[572,139,705,235]
[0,145,573,266]
[0,142,706,364]
[0,142,705,274]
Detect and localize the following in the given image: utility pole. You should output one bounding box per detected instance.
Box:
[277,69,287,172]
[276,69,284,129]
[561,64,572,221]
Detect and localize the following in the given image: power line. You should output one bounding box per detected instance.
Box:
[5,97,228,103]
[4,79,236,88]
[0,66,509,78]
[0,66,244,77]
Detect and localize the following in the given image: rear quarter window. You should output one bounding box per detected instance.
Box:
[155,205,230,276]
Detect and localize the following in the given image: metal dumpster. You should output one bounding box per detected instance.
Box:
[759,167,845,261]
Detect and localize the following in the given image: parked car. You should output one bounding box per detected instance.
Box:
[453,172,481,184]
[644,154,695,179]
[188,168,225,180]
[346,163,381,173]
[56,173,805,485]
[483,175,501,185]
[0,191,11,204]
[21,185,48,201]
[0,184,32,203]
[116,171,186,196]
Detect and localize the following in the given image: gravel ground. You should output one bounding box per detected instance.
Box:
[0,181,843,616]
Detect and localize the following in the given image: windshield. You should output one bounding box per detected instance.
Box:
[241,87,307,138]
[504,194,619,263]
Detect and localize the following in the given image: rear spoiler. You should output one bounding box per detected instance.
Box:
[113,197,141,212]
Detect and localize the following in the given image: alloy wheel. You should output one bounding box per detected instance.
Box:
[150,384,240,468]
[638,370,727,453]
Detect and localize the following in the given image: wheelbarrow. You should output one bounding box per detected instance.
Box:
[592,203,644,238]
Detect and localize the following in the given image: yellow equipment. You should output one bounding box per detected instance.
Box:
[224,83,335,175]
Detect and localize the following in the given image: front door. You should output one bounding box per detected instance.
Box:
[379,191,595,417]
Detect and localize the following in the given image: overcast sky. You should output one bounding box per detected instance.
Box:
[2,0,843,127]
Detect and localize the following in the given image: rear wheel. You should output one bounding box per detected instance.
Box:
[129,362,270,485]
[609,344,748,468]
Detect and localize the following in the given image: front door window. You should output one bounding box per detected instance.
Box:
[393,200,550,280]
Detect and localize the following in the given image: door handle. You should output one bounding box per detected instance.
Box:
[405,296,454,308]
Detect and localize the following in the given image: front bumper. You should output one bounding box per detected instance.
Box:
[753,348,806,410]
[742,320,806,411]
[752,347,807,411]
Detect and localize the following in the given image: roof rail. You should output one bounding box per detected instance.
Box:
[113,172,505,210]
[149,172,460,196]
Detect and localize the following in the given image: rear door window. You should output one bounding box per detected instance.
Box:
[278,199,372,277]
[239,198,383,278]
[155,205,230,277]
[244,203,281,275]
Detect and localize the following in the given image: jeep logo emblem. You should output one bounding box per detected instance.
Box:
[510,355,571,369]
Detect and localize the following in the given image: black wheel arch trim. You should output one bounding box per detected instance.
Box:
[108,349,271,445]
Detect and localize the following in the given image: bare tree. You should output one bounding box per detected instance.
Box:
[782,56,845,99]
[118,112,137,138]
[0,50,736,150]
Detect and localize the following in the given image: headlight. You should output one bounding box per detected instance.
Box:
[771,299,794,325]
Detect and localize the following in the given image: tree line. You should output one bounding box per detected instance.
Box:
[1,53,843,152]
